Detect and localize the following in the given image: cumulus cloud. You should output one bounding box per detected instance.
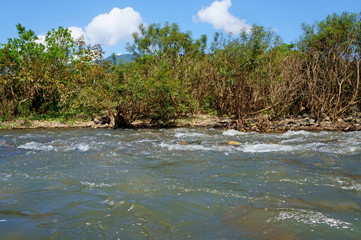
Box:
[194,0,251,34]
[36,7,143,47]
[68,26,86,41]
[36,27,84,47]
[35,34,46,45]
[84,7,143,46]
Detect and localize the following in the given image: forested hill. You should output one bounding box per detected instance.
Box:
[104,54,135,64]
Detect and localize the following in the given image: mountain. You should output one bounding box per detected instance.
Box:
[104,53,135,64]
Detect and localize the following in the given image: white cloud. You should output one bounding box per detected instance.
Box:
[194,0,251,34]
[35,34,46,45]
[36,27,84,47]
[68,26,86,41]
[84,7,143,46]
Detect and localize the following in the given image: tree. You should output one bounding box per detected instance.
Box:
[107,23,207,127]
[0,24,106,120]
[0,24,46,118]
[299,12,361,120]
[208,25,283,121]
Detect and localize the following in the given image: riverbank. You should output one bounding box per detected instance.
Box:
[156,114,361,132]
[1,114,361,132]
[0,119,94,130]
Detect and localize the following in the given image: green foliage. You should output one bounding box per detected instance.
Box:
[1,13,361,127]
[112,22,205,126]
[0,24,106,121]
[298,12,361,119]
[45,27,75,66]
[207,25,284,119]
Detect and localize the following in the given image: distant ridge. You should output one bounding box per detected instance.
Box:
[104,53,135,64]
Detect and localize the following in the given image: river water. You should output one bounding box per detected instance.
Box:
[0,128,360,239]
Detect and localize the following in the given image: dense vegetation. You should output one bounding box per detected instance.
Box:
[1,12,361,128]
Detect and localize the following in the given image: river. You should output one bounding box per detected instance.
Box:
[0,128,360,239]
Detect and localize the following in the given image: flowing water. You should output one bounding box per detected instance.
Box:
[0,128,360,239]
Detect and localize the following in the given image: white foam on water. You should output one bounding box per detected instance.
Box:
[19,134,46,139]
[1,174,12,181]
[222,129,246,136]
[106,151,118,157]
[159,142,214,151]
[96,133,112,137]
[127,204,134,212]
[281,130,313,138]
[302,142,326,151]
[280,138,306,144]
[272,139,359,155]
[174,132,208,138]
[278,131,361,154]
[104,199,115,207]
[214,145,235,152]
[330,177,361,191]
[319,147,358,155]
[77,143,90,152]
[168,185,249,199]
[305,141,359,155]
[18,141,54,152]
[340,184,361,191]
[0,219,7,223]
[81,181,115,188]
[135,139,158,143]
[273,209,352,228]
[242,143,297,153]
[341,139,361,154]
[104,198,126,208]
[66,143,90,152]
[279,178,312,185]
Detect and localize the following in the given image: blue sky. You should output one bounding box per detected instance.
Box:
[1,0,361,56]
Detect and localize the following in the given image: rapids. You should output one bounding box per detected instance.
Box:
[0,128,360,239]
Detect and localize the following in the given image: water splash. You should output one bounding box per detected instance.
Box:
[273,209,352,228]
[18,141,54,151]
[222,129,246,136]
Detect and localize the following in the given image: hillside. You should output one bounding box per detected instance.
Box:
[104,53,135,64]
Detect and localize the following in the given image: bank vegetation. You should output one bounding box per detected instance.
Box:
[1,12,361,129]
